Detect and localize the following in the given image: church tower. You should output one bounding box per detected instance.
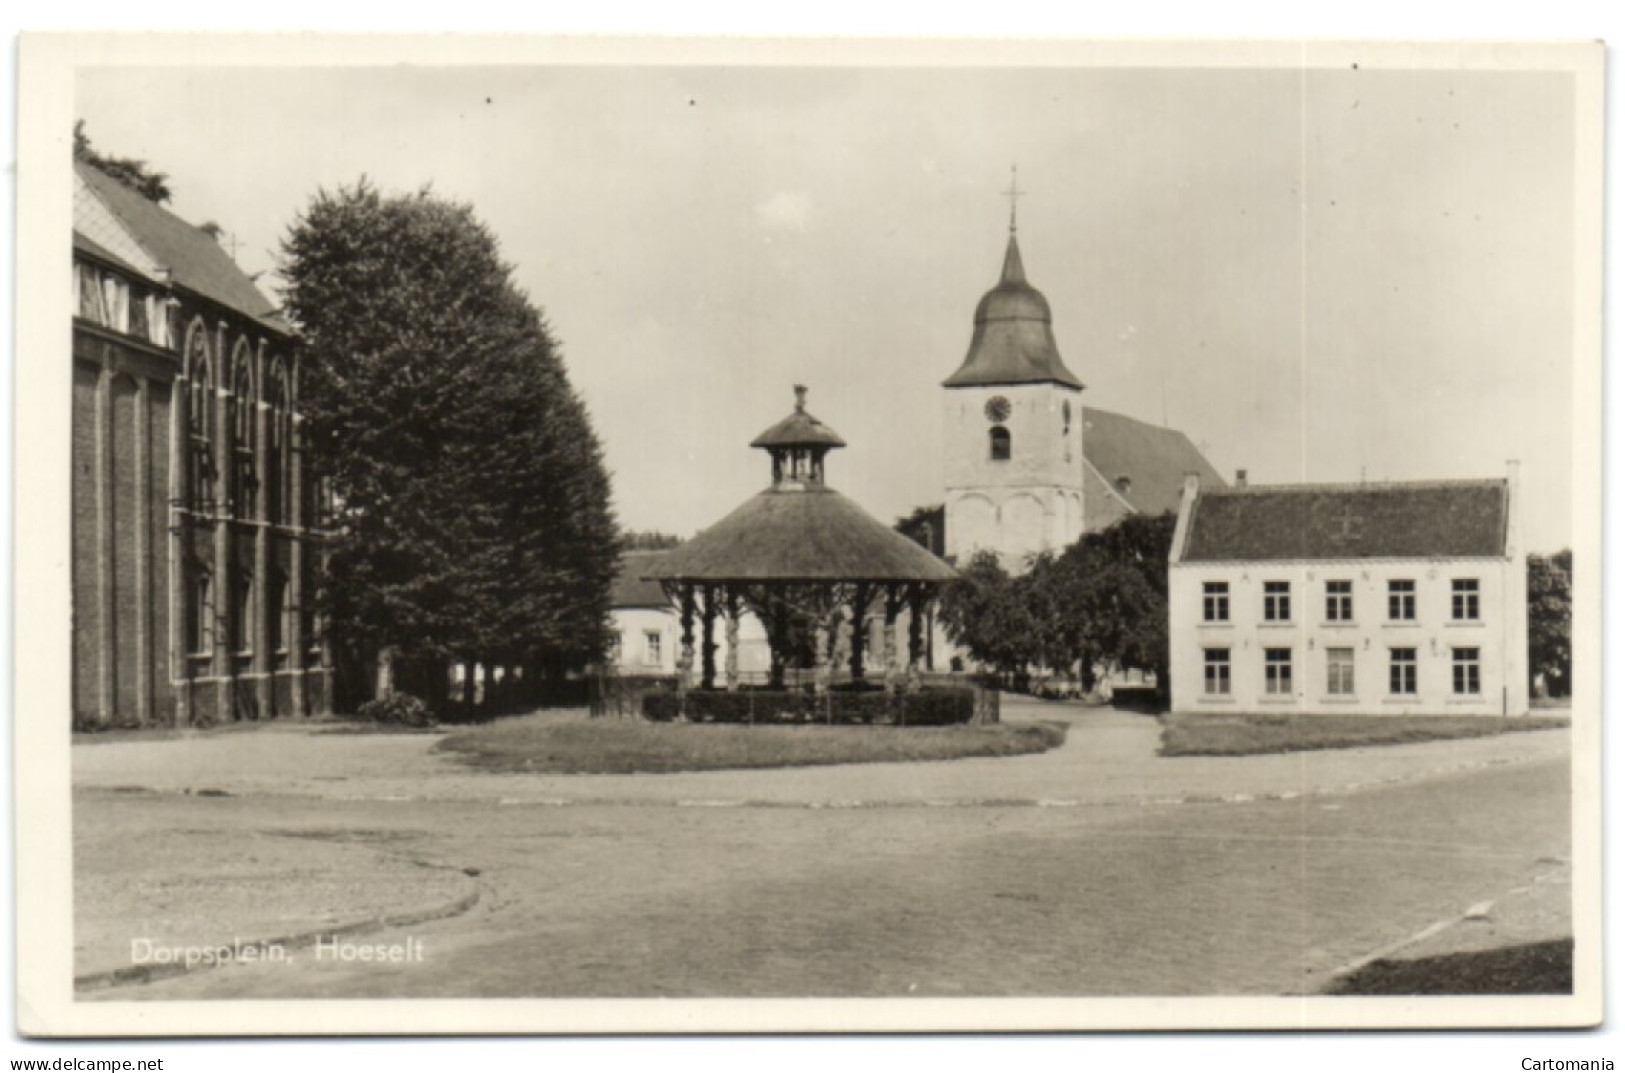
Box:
[942,179,1085,567]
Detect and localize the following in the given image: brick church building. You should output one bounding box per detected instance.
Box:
[72,161,331,728]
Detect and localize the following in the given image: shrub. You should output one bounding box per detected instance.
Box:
[642,692,681,722]
[639,686,978,727]
[354,692,437,728]
[899,687,976,726]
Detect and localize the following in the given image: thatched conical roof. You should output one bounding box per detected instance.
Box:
[643,486,957,583]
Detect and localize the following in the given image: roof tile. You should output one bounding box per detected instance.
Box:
[1182,481,1509,562]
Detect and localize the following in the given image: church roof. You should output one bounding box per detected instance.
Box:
[943,234,1084,391]
[1082,406,1226,518]
[642,486,958,583]
[74,161,286,331]
[1179,480,1511,562]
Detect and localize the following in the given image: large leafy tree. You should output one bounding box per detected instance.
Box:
[622,530,683,551]
[1527,550,1572,698]
[279,181,619,694]
[894,504,945,557]
[937,551,1037,679]
[1034,512,1174,696]
[941,513,1177,698]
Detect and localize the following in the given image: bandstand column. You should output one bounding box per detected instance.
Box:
[769,599,787,690]
[848,583,873,683]
[723,591,741,692]
[827,609,847,692]
[906,585,926,685]
[883,585,903,692]
[699,585,717,691]
[677,585,697,689]
[813,614,832,696]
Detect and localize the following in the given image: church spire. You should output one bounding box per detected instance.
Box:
[1002,163,1024,234]
[998,164,1029,284]
[1000,233,1027,286]
[940,176,1083,391]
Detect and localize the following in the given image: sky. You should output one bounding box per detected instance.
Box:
[75,56,1584,552]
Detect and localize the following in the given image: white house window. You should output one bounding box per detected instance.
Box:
[607,631,623,664]
[643,630,663,666]
[1202,582,1229,623]
[1452,647,1482,695]
[1452,579,1481,621]
[1326,647,1355,696]
[1263,581,1291,622]
[1389,647,1418,695]
[1388,579,1416,621]
[1325,580,1353,622]
[1264,648,1293,695]
[1203,648,1231,695]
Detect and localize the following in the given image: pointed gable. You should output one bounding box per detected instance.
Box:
[74,162,284,329]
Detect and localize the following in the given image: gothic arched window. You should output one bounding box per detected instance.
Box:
[266,359,291,525]
[989,425,1011,462]
[189,568,214,656]
[183,321,215,512]
[230,564,254,655]
[230,343,257,515]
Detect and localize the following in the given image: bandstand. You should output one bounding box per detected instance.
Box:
[642,386,957,696]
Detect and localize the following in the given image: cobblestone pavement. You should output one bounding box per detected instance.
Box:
[71,699,1572,809]
[81,754,1570,1000]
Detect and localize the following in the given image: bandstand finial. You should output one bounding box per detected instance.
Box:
[794,384,808,412]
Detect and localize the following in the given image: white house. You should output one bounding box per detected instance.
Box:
[608,550,773,678]
[1167,466,1529,716]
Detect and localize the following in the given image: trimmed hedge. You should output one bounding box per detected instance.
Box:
[354,692,438,728]
[642,686,976,726]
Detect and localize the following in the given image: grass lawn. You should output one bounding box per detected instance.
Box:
[433,717,1068,774]
[1160,712,1569,757]
[1325,939,1572,995]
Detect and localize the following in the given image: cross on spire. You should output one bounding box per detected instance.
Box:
[223,231,244,263]
[1002,164,1025,234]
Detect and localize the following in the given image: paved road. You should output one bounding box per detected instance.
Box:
[94,754,1569,1000]
[72,702,1571,807]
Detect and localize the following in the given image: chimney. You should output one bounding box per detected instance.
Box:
[1235,469,1248,489]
